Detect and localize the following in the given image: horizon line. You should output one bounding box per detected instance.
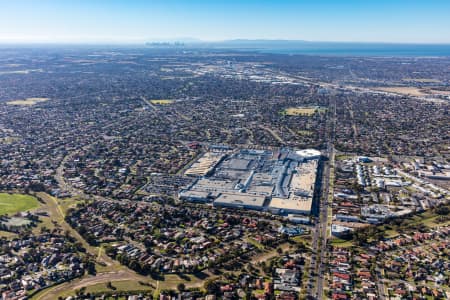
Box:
[1,39,450,46]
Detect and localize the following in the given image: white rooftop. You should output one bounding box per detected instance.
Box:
[296,149,321,159]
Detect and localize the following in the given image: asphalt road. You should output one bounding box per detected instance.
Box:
[316,143,333,298]
[309,95,337,299]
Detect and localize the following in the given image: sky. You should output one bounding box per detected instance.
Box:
[0,0,449,44]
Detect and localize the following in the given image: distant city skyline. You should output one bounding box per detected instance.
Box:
[1,0,449,44]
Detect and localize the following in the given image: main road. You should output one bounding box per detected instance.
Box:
[314,142,334,299]
[309,94,337,299]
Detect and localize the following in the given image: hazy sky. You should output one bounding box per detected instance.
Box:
[0,0,449,44]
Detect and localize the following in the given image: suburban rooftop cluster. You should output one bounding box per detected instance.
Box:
[0,47,449,299]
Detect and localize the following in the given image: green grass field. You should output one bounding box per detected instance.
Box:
[0,193,40,215]
[297,130,313,136]
[335,154,354,161]
[65,280,153,298]
[245,237,265,250]
[330,238,354,248]
[150,99,174,105]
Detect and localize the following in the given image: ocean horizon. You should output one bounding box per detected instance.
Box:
[199,41,450,57]
[2,41,450,57]
[258,45,450,57]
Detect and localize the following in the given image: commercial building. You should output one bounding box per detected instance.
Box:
[213,193,267,210]
[295,149,321,161]
[184,152,226,177]
[331,224,353,238]
[180,148,320,215]
[178,190,211,203]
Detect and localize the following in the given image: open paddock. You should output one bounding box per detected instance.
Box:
[283,106,327,116]
[7,97,50,106]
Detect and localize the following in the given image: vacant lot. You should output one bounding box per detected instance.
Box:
[428,89,450,95]
[58,197,86,215]
[330,238,354,248]
[7,97,50,106]
[150,99,174,105]
[402,78,441,83]
[283,106,326,116]
[375,87,428,96]
[0,137,21,144]
[297,130,313,136]
[0,193,40,215]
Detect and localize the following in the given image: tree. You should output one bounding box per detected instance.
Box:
[177,283,186,293]
[204,279,219,294]
[107,281,116,290]
[86,260,96,275]
[129,259,141,272]
[436,205,449,216]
